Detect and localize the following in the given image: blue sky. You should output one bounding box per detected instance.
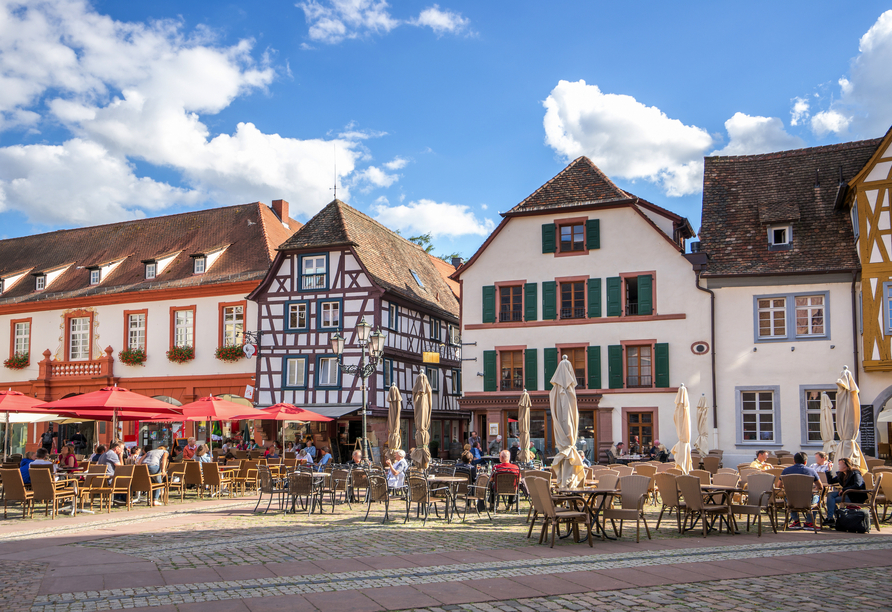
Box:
[1,1,891,259]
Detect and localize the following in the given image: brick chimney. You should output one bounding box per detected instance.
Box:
[272,199,289,225]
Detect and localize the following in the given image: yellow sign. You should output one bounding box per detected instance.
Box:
[422,351,440,364]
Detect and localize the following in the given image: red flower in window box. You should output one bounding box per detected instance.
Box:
[166,345,195,364]
[118,348,147,367]
[215,345,245,363]
[3,352,29,370]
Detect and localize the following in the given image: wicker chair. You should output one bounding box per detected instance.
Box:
[654,473,685,532]
[364,474,394,523]
[867,458,887,471]
[1,468,34,518]
[350,468,370,503]
[254,465,287,513]
[717,468,738,475]
[702,456,721,474]
[527,475,592,548]
[183,461,204,498]
[780,474,822,531]
[677,474,735,537]
[731,472,776,536]
[712,473,740,487]
[110,465,135,510]
[167,463,188,500]
[492,471,521,513]
[78,471,113,513]
[330,469,352,509]
[131,464,168,506]
[690,469,711,485]
[201,462,234,498]
[232,460,259,496]
[460,474,491,521]
[405,476,449,525]
[288,471,324,514]
[656,462,677,473]
[603,475,652,542]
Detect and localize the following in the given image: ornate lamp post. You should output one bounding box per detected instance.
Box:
[331,317,386,460]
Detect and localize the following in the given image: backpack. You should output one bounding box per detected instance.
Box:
[835,506,870,533]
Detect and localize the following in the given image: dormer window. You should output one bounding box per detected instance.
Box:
[35,275,46,291]
[89,269,100,285]
[193,256,206,274]
[410,270,424,287]
[768,224,792,251]
[0,279,3,295]
[145,262,157,280]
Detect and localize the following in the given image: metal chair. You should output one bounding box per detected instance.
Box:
[254,465,287,513]
[364,475,393,523]
[288,471,324,514]
[405,476,449,525]
[492,471,520,513]
[460,474,491,521]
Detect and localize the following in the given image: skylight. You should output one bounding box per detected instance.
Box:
[410,270,424,287]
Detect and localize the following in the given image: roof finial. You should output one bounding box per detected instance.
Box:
[330,143,338,200]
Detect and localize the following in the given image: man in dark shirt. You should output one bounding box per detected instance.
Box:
[509,441,520,463]
[780,452,820,530]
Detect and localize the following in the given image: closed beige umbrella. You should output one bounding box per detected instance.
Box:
[410,370,432,469]
[386,384,403,462]
[820,392,838,457]
[836,366,868,474]
[694,394,709,454]
[517,390,532,463]
[549,356,585,488]
[671,384,692,475]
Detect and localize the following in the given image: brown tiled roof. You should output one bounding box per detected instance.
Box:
[506,156,631,214]
[699,139,882,276]
[278,200,459,320]
[0,203,299,304]
[427,254,460,299]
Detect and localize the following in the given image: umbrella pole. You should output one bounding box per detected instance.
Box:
[3,411,9,463]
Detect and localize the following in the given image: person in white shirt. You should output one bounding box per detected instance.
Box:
[809,451,832,473]
[298,448,314,465]
[385,449,408,489]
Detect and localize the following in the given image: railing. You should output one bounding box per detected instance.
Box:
[626,302,639,316]
[301,274,326,290]
[626,375,652,388]
[499,310,523,322]
[501,378,524,392]
[560,307,585,319]
[38,346,116,381]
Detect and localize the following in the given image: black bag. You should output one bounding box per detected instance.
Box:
[835,506,870,533]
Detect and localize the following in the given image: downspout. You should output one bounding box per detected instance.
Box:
[851,271,859,386]
[694,270,718,437]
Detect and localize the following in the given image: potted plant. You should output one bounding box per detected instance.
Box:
[215,344,245,363]
[166,345,194,364]
[118,347,147,367]
[3,352,29,370]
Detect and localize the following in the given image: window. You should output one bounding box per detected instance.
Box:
[500,350,524,392]
[741,390,775,442]
[319,300,341,330]
[626,345,652,388]
[627,411,654,447]
[145,263,157,280]
[193,256,206,274]
[427,366,439,392]
[560,281,585,319]
[12,320,30,359]
[804,389,837,444]
[387,303,399,330]
[559,222,585,252]
[174,309,194,348]
[768,225,792,250]
[383,358,393,387]
[301,255,327,290]
[560,348,586,388]
[127,313,146,351]
[287,301,308,331]
[222,305,244,346]
[452,368,462,395]
[69,317,90,361]
[317,356,340,387]
[852,200,860,240]
[499,285,523,322]
[35,275,45,291]
[284,356,307,389]
[429,317,441,341]
[795,295,824,336]
[448,324,460,346]
[887,283,892,335]
[89,269,100,285]
[410,270,424,287]
[757,297,786,338]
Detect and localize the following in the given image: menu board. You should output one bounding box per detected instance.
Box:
[860,404,876,457]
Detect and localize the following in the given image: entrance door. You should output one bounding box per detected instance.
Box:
[627,411,654,447]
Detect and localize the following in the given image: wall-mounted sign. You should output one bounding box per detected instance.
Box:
[422,351,440,364]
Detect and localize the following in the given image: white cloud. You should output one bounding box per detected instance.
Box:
[711,113,804,156]
[543,80,714,197]
[480,203,488,210]
[0,0,369,226]
[810,110,852,137]
[373,199,494,237]
[409,5,470,36]
[790,97,810,126]
[352,165,398,191]
[383,156,409,170]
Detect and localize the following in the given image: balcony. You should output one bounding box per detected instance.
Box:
[499,310,523,322]
[37,346,116,382]
[501,378,524,392]
[626,375,652,388]
[560,307,585,319]
[301,274,326,290]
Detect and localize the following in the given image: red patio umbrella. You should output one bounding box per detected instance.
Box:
[177,396,270,452]
[0,390,46,460]
[262,403,333,451]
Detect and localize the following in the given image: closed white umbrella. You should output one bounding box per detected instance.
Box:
[386,384,403,462]
[517,390,532,463]
[549,356,585,488]
[671,384,692,475]
[820,392,838,457]
[694,394,709,454]
[835,366,868,474]
[410,370,432,469]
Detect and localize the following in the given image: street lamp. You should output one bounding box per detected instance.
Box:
[330,317,386,461]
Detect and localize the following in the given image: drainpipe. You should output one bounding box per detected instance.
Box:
[851,271,860,386]
[694,270,718,447]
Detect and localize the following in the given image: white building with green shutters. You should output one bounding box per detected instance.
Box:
[452,157,711,462]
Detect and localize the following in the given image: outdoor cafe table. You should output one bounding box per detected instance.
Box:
[426,475,467,523]
[555,487,620,542]
[692,483,743,534]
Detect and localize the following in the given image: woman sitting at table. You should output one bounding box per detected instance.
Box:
[824,457,867,527]
[470,441,484,466]
[454,450,478,482]
[58,445,79,471]
[317,447,332,470]
[265,443,280,459]
[297,448,313,465]
[195,444,212,463]
[385,449,408,489]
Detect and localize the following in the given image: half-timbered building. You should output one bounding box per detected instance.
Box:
[248,199,463,461]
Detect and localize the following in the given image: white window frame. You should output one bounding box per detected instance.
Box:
[794,294,825,337]
[145,262,157,280]
[284,356,307,389]
[69,317,90,361]
[388,303,399,331]
[319,301,340,330]
[767,224,792,247]
[193,256,206,274]
[383,358,393,388]
[756,297,786,339]
[301,255,327,290]
[174,310,194,348]
[427,366,439,392]
[35,275,45,291]
[410,270,424,287]
[317,356,339,387]
[128,313,146,351]
[89,269,100,285]
[430,317,441,341]
[222,305,244,346]
[287,302,308,331]
[14,322,30,355]
[800,386,837,446]
[736,386,781,446]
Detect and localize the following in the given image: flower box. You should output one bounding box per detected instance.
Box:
[166,345,195,364]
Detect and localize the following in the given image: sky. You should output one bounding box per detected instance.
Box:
[1,1,892,260]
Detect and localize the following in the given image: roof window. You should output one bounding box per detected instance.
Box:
[410,270,424,287]
[35,275,46,291]
[89,269,100,285]
[145,262,157,280]
[768,224,792,251]
[193,256,206,274]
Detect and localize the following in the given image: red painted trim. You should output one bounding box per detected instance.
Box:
[555,216,590,256]
[555,275,589,283]
[64,309,94,361]
[620,340,657,390]
[494,280,527,287]
[555,343,589,387]
[169,305,197,352]
[496,347,526,394]
[217,300,247,349]
[464,313,685,330]
[9,317,31,364]
[621,406,659,447]
[122,309,148,351]
[495,345,527,352]
[619,270,657,315]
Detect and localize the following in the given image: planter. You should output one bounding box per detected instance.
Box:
[3,352,29,370]
[215,345,245,363]
[119,348,147,367]
[166,345,195,364]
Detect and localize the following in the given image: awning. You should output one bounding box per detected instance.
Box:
[275,405,359,419]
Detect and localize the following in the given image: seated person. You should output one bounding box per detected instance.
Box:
[470,442,484,465]
[385,449,408,489]
[223,450,237,462]
[194,444,212,463]
[509,441,520,463]
[825,457,866,527]
[137,444,169,503]
[629,436,641,455]
[749,450,771,471]
[30,448,57,473]
[317,447,333,471]
[454,450,478,482]
[297,448,314,465]
[90,445,106,462]
[489,450,521,509]
[19,451,35,485]
[265,444,280,459]
[780,452,821,530]
[305,440,317,460]
[809,451,832,473]
[182,438,198,461]
[58,445,79,470]
[347,450,366,466]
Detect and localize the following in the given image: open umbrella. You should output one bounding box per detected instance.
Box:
[835,366,868,474]
[262,403,332,452]
[178,396,269,453]
[820,392,838,457]
[386,384,402,462]
[671,384,692,475]
[694,394,709,454]
[549,356,585,488]
[410,370,432,469]
[0,390,46,461]
[517,389,532,463]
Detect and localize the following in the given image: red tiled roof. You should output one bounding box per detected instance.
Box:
[0,203,300,304]
[506,156,631,214]
[699,139,882,276]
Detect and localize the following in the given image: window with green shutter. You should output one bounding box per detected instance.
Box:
[607,345,623,389]
[655,343,669,388]
[587,278,601,318]
[544,348,558,387]
[542,281,557,320]
[542,223,556,254]
[524,283,538,322]
[587,345,601,389]
[483,350,497,392]
[482,286,496,323]
[606,277,621,317]
[586,219,600,250]
[638,274,653,316]
[524,349,538,391]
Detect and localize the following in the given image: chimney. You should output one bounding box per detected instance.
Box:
[451,256,464,269]
[272,199,290,227]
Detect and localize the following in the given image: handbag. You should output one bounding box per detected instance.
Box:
[835,506,870,533]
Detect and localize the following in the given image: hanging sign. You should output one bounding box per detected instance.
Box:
[243,344,257,359]
[422,351,440,364]
[245,385,255,400]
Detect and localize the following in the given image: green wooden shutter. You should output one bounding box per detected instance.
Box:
[544,348,558,388]
[587,278,601,318]
[655,343,669,388]
[606,277,622,317]
[541,223,556,254]
[587,345,601,389]
[483,350,497,392]
[586,219,600,250]
[524,349,538,391]
[482,285,496,323]
[608,345,624,389]
[638,274,653,316]
[524,282,538,322]
[542,281,557,320]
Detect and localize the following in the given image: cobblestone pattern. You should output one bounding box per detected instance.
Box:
[32,539,892,611]
[0,560,47,612]
[398,566,892,612]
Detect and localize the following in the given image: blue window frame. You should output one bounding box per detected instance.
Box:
[451,368,462,395]
[283,356,308,390]
[427,366,439,392]
[285,300,309,332]
[316,297,343,331]
[430,317,441,341]
[753,290,830,343]
[298,253,329,292]
[735,385,782,447]
[383,358,393,387]
[316,354,341,389]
